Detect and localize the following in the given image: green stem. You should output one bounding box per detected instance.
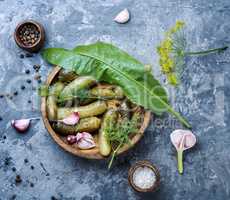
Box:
[177,149,183,174]
[168,107,191,129]
[185,46,228,56]
[108,143,122,170]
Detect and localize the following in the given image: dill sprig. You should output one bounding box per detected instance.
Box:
[106,115,139,169]
[157,21,228,86]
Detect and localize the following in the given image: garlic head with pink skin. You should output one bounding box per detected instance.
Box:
[170,129,196,174]
[76,132,96,150]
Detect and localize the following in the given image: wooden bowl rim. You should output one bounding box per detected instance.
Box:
[41,66,151,159]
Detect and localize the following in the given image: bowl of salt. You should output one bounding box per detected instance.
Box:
[128,160,160,192]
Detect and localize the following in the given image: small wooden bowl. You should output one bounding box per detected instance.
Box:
[41,66,151,159]
[128,160,160,192]
[14,20,45,53]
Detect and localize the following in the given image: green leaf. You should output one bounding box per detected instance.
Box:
[42,42,190,128]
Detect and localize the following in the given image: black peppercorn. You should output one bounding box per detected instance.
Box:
[26,79,32,84]
[20,54,24,59]
[10,194,16,200]
[0,94,4,98]
[33,64,41,72]
[18,24,41,47]
[28,100,31,104]
[25,69,30,74]
[12,167,16,172]
[24,158,28,163]
[30,165,34,170]
[13,91,18,96]
[0,116,2,121]
[21,85,25,90]
[30,182,34,187]
[4,157,11,165]
[15,175,22,184]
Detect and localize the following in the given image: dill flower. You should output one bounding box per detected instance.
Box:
[157,21,228,86]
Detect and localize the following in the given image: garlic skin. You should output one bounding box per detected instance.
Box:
[114,9,130,24]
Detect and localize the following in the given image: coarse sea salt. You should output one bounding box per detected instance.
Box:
[132,166,156,189]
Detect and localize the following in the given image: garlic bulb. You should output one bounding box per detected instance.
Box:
[114,9,130,24]
[76,132,96,150]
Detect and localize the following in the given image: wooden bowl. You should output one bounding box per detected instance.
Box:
[14,20,45,53]
[41,66,151,159]
[128,160,160,192]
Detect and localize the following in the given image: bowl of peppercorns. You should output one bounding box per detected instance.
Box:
[14,20,45,53]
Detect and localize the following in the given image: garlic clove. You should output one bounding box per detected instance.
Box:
[170,129,196,151]
[76,132,96,149]
[76,132,84,142]
[170,129,184,150]
[77,139,96,149]
[60,112,79,125]
[184,133,196,150]
[114,8,130,24]
[170,129,197,174]
[11,119,31,133]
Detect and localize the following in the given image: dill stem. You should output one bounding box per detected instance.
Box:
[108,143,123,170]
[185,46,228,56]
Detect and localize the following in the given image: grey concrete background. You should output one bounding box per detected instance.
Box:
[0,0,230,199]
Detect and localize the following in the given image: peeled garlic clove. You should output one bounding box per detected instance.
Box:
[114,8,130,24]
[60,112,79,125]
[11,119,31,133]
[76,132,96,149]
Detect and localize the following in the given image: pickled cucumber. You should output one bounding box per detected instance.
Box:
[53,117,101,135]
[59,76,96,101]
[57,101,107,119]
[47,82,64,120]
[99,110,118,156]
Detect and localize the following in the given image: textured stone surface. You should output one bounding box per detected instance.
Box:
[0,0,230,199]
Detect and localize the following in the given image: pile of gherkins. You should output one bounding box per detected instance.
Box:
[46,70,143,156]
